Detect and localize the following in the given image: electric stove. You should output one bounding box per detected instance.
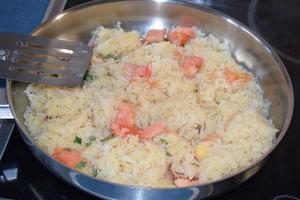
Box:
[0,0,300,199]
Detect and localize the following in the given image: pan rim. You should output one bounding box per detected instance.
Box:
[6,0,294,193]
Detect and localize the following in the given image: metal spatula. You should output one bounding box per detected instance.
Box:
[0,32,93,88]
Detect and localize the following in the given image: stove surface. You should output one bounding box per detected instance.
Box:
[1,0,300,199]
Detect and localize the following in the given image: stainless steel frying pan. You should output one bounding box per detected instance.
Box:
[5,1,294,199]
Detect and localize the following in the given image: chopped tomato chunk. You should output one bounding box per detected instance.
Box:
[138,122,166,139]
[181,56,203,78]
[111,102,166,138]
[144,29,166,44]
[204,133,222,142]
[111,102,136,136]
[174,178,200,187]
[175,27,196,37]
[167,26,195,46]
[53,148,82,168]
[125,63,152,79]
[224,67,252,83]
[135,65,152,78]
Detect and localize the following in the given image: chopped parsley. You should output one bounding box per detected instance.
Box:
[165,151,172,157]
[192,163,199,167]
[83,71,96,81]
[85,135,97,147]
[103,53,120,61]
[75,161,86,169]
[73,136,82,144]
[85,142,92,147]
[100,134,114,142]
[89,135,96,141]
[160,138,168,145]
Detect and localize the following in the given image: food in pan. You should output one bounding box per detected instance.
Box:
[24,25,277,187]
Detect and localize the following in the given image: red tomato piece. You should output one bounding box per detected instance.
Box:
[224,67,252,83]
[144,29,166,44]
[125,63,152,79]
[181,56,203,78]
[53,148,83,168]
[167,26,195,46]
[203,133,222,142]
[111,102,136,136]
[135,65,152,78]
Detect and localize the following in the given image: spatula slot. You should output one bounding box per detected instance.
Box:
[8,65,60,79]
[24,43,47,50]
[56,55,70,62]
[18,50,54,60]
[14,59,65,70]
[18,50,71,63]
[16,40,74,55]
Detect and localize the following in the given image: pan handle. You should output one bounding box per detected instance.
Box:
[0,105,14,120]
[0,87,14,162]
[0,87,13,120]
[0,120,15,160]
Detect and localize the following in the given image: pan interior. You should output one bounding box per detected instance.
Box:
[8,0,293,186]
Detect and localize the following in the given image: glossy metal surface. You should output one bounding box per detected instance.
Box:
[5,1,294,199]
[0,32,92,88]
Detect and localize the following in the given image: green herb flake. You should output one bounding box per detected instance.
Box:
[89,135,96,142]
[100,134,114,142]
[73,136,82,144]
[165,151,172,157]
[85,135,97,147]
[85,142,92,147]
[160,138,168,145]
[192,163,199,167]
[103,53,121,61]
[84,71,97,81]
[75,161,86,169]
[92,169,98,177]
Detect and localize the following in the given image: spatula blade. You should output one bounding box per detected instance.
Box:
[0,32,92,87]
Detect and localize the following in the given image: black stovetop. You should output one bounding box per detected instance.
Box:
[1,0,300,199]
